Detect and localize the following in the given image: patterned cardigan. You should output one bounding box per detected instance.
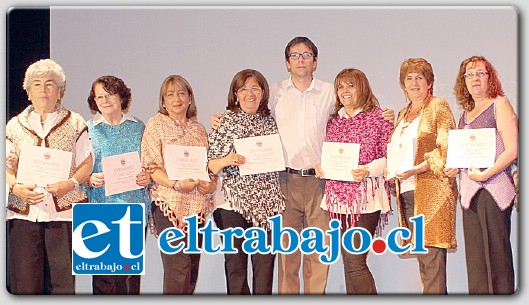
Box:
[392,97,458,249]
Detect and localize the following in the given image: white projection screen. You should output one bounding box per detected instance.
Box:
[47,6,518,294]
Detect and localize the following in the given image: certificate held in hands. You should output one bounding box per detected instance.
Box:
[386,139,416,180]
[233,134,285,176]
[164,145,210,181]
[17,145,72,187]
[446,128,496,169]
[320,142,360,182]
[102,151,143,196]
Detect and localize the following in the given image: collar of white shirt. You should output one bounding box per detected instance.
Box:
[93,112,137,126]
[338,106,363,119]
[284,77,321,93]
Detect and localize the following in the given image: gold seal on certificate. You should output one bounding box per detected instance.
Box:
[102,151,143,196]
[164,145,210,181]
[446,128,496,168]
[320,142,360,182]
[233,134,286,176]
[17,145,73,187]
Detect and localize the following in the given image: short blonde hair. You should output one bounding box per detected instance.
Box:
[399,58,435,98]
[23,59,67,98]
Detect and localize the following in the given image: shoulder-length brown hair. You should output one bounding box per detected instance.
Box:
[331,68,379,118]
[158,75,197,119]
[227,69,270,116]
[453,55,505,111]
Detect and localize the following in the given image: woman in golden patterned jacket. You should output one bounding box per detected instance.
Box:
[140,75,217,294]
[386,58,457,294]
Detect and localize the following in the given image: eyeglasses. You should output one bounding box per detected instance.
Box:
[288,52,314,60]
[95,93,118,103]
[463,71,489,79]
[237,87,262,95]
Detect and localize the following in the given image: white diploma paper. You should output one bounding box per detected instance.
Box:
[320,142,360,182]
[164,145,210,181]
[17,145,72,187]
[446,128,496,168]
[386,139,416,180]
[233,134,286,176]
[102,151,143,196]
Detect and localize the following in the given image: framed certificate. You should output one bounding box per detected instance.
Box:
[102,151,143,196]
[233,134,286,176]
[164,145,210,181]
[17,145,72,187]
[446,128,496,168]
[320,142,360,182]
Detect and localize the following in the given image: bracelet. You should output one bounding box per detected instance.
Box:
[8,182,16,194]
[69,177,80,191]
[172,180,181,191]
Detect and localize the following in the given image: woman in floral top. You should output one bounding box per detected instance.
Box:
[208,69,285,294]
[141,75,217,294]
[315,68,393,294]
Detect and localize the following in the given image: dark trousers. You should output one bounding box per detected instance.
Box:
[92,274,141,295]
[400,191,447,294]
[7,219,75,295]
[92,225,146,294]
[213,208,275,295]
[152,206,202,294]
[340,211,380,295]
[463,189,515,294]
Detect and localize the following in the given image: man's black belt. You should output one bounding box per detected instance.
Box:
[285,167,316,177]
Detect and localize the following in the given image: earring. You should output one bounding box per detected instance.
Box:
[235,99,239,105]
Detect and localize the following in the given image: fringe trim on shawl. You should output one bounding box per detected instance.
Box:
[325,177,391,237]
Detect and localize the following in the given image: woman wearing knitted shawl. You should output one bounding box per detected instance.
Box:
[315,68,393,294]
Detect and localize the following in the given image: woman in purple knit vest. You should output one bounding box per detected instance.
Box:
[445,56,518,294]
[315,68,393,294]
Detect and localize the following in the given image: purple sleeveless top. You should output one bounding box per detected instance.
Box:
[458,99,515,210]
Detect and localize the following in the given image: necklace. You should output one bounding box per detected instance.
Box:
[399,102,424,136]
[173,118,189,134]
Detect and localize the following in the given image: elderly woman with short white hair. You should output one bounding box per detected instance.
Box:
[6,58,93,294]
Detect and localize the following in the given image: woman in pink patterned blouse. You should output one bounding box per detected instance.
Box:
[315,68,393,294]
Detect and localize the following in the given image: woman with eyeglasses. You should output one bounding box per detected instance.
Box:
[141,75,217,294]
[84,75,151,294]
[444,56,517,294]
[386,58,457,294]
[314,68,393,294]
[207,69,285,294]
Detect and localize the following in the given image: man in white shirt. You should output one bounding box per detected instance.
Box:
[269,36,334,294]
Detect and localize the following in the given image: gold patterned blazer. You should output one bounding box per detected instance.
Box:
[391,97,458,249]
